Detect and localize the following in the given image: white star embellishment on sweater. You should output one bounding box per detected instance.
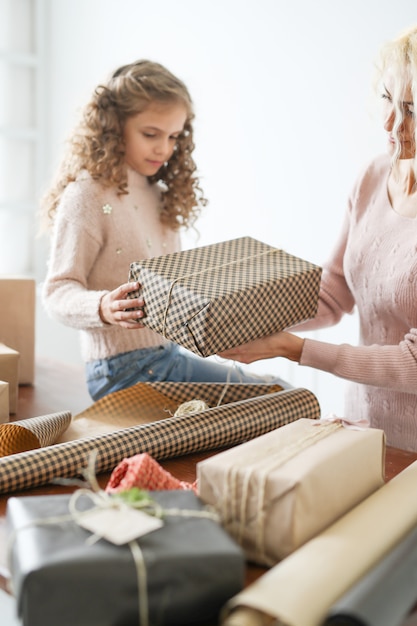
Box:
[102,203,113,214]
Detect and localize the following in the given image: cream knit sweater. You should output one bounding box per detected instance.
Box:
[42,168,180,362]
[295,153,417,450]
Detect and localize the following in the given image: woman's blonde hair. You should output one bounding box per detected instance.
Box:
[374,24,417,175]
[41,60,207,231]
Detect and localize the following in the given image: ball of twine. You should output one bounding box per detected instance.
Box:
[173,399,209,416]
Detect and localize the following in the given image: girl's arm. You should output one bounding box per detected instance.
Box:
[42,183,145,331]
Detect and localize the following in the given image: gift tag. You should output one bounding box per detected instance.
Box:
[78,506,164,545]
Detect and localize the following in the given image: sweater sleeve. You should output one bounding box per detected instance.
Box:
[300,330,417,394]
[290,205,356,333]
[42,182,109,331]
[297,158,417,394]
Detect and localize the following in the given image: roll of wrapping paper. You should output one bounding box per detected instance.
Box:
[222,460,417,626]
[0,411,71,456]
[1,382,287,452]
[0,387,319,494]
[58,381,289,443]
[323,521,417,626]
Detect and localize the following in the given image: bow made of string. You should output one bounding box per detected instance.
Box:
[221,421,342,562]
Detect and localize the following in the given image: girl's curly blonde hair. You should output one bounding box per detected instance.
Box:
[41,60,207,231]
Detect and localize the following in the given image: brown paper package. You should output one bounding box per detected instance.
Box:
[0,380,9,423]
[0,343,19,413]
[0,277,35,384]
[198,418,385,566]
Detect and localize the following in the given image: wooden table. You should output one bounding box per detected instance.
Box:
[1,360,417,618]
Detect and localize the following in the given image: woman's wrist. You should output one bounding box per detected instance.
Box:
[279,332,304,363]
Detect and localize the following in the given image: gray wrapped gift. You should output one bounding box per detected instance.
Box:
[128,237,322,357]
[7,490,245,626]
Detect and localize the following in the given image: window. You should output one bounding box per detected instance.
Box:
[0,0,45,276]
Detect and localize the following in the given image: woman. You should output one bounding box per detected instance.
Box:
[220,25,417,451]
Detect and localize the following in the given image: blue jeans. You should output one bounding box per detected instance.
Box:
[86,343,289,401]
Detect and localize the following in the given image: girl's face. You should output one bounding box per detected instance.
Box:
[123,102,188,176]
[381,74,415,159]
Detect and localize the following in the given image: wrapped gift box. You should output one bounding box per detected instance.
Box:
[7,490,245,626]
[197,418,385,566]
[0,277,35,384]
[128,236,322,357]
[0,343,19,413]
[0,380,9,423]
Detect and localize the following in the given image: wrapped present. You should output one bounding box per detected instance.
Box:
[0,380,9,423]
[7,490,245,626]
[0,277,35,384]
[0,343,19,413]
[197,418,386,566]
[128,236,322,356]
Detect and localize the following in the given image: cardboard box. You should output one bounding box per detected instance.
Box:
[129,236,322,357]
[197,418,386,566]
[0,277,35,383]
[0,380,9,423]
[7,490,245,626]
[0,343,19,413]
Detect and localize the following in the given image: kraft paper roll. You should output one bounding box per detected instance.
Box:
[0,387,319,495]
[222,460,417,626]
[323,521,417,626]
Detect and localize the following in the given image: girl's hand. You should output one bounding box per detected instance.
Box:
[219,331,304,364]
[99,282,146,329]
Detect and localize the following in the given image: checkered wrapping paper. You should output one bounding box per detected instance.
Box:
[0,386,320,494]
[74,382,282,422]
[128,236,322,356]
[3,383,285,451]
[59,383,287,444]
[72,381,284,423]
[0,411,71,457]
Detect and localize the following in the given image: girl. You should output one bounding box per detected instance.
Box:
[220,25,417,451]
[41,60,282,400]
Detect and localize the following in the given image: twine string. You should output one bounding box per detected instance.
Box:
[7,451,219,626]
[129,540,148,626]
[221,421,342,561]
[172,357,244,418]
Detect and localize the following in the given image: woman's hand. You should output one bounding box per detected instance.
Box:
[219,331,305,364]
[99,282,146,329]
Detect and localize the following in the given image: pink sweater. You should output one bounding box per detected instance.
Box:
[295,153,417,450]
[42,168,180,361]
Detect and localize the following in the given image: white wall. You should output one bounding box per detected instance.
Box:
[35,0,417,416]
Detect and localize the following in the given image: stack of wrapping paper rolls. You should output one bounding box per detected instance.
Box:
[221,459,417,626]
